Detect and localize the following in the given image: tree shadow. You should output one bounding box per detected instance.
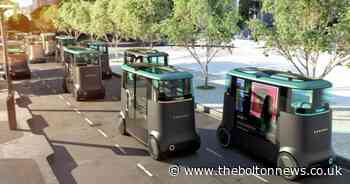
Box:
[50,139,149,157]
[15,94,32,108]
[47,145,78,184]
[29,108,120,113]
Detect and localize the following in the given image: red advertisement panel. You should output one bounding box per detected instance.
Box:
[250,82,279,121]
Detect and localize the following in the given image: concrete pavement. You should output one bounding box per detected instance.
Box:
[0,81,58,184]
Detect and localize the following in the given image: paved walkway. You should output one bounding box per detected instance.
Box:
[0,84,59,184]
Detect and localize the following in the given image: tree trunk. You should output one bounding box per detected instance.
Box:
[104,34,110,42]
[90,33,94,41]
[204,64,209,87]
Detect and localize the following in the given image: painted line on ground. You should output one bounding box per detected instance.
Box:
[84,118,94,126]
[137,163,153,177]
[205,147,223,158]
[115,144,127,155]
[253,174,269,183]
[97,129,108,138]
[73,108,81,114]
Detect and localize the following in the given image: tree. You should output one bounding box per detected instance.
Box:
[55,0,91,40]
[89,0,114,41]
[128,0,172,46]
[239,0,262,25]
[109,0,172,46]
[54,0,78,36]
[249,0,350,79]
[108,0,132,44]
[162,0,240,89]
[69,0,91,40]
[31,5,58,33]
[6,13,31,33]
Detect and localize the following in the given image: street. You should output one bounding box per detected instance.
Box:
[13,62,350,184]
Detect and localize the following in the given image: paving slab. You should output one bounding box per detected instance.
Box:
[0,91,59,184]
[0,159,46,184]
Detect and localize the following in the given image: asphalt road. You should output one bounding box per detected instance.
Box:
[13,63,350,184]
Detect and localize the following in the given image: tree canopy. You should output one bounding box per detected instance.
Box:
[249,0,350,78]
[31,5,58,33]
[107,0,172,44]
[6,13,31,33]
[162,0,240,88]
[89,0,114,39]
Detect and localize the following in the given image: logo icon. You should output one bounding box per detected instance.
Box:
[168,165,180,176]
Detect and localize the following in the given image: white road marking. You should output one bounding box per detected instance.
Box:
[115,144,127,155]
[59,95,64,100]
[253,174,269,183]
[73,108,81,114]
[66,101,71,106]
[84,118,94,126]
[343,168,350,173]
[137,163,153,177]
[97,129,108,138]
[205,147,223,158]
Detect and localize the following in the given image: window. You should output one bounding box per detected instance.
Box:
[250,82,279,120]
[75,54,99,65]
[147,56,166,65]
[75,55,87,65]
[135,76,148,118]
[291,89,313,110]
[224,75,232,93]
[89,54,100,65]
[315,88,332,113]
[125,56,134,63]
[99,46,107,53]
[157,79,192,101]
[320,88,332,108]
[64,53,72,63]
[235,78,250,113]
[291,88,331,114]
[126,72,134,90]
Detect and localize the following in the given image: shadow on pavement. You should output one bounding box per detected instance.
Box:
[25,113,78,184]
[50,139,149,157]
[47,145,78,184]
[15,94,32,108]
[29,108,120,113]
[27,114,49,135]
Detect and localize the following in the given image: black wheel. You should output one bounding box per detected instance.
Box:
[117,118,128,135]
[72,88,80,101]
[189,137,201,153]
[149,136,163,161]
[74,91,81,101]
[99,92,106,100]
[277,152,300,180]
[217,127,231,148]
